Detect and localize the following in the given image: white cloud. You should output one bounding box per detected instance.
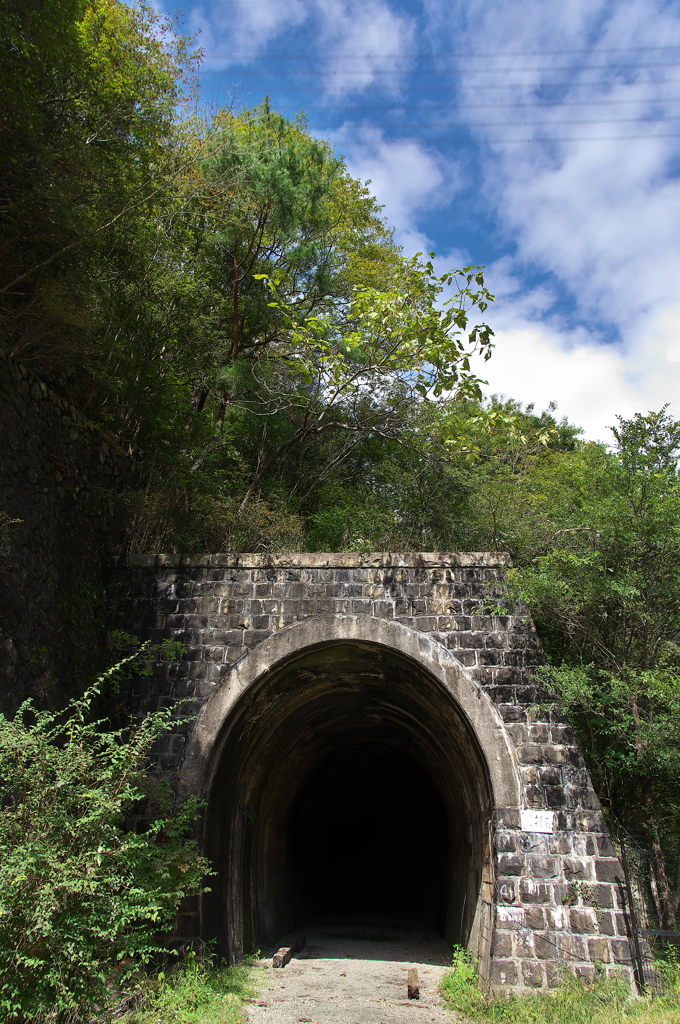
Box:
[474,306,680,441]
[416,0,680,436]
[189,0,414,94]
[328,126,460,249]
[311,0,415,94]
[188,0,308,64]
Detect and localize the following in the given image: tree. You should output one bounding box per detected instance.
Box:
[227,261,494,507]
[509,409,680,928]
[0,0,197,375]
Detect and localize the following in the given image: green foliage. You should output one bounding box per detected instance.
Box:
[1,0,197,374]
[123,952,256,1024]
[440,948,680,1023]
[503,408,680,928]
[0,647,210,1023]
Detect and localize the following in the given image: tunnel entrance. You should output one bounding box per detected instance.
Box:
[291,745,448,929]
[197,632,498,966]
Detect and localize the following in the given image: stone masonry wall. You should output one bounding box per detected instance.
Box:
[0,350,140,713]
[115,552,636,991]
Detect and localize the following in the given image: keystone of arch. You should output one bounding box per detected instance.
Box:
[179,613,521,811]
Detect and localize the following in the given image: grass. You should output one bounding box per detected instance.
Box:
[440,947,680,1024]
[120,951,258,1024]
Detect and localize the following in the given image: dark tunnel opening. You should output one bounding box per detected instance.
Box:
[202,640,494,962]
[291,746,448,930]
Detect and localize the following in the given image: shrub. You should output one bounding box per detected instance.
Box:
[123,950,256,1024]
[0,649,210,1023]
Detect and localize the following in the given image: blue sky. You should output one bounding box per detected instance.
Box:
[167,0,680,439]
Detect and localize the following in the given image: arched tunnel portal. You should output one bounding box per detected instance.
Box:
[180,616,521,972]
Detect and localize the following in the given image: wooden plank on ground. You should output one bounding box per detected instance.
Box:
[272,932,306,968]
[408,968,419,1000]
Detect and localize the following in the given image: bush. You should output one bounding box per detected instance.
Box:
[0,649,210,1023]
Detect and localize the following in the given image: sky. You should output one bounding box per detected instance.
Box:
[167,0,680,440]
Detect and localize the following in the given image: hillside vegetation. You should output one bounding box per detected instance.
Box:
[2,1,680,1019]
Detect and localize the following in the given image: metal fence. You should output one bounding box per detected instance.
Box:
[616,824,680,996]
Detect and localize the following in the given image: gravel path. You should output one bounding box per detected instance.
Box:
[245,920,455,1024]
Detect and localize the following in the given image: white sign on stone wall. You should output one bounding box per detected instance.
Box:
[521,810,555,834]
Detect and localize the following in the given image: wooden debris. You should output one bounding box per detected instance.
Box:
[272,932,306,968]
[407,967,419,1000]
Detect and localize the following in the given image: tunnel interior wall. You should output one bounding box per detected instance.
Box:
[116,553,635,992]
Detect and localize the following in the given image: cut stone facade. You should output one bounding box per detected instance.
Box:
[115,552,635,991]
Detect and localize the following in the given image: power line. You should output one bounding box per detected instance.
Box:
[337,132,680,142]
[201,46,680,57]
[207,77,680,89]
[322,116,680,127]
[203,58,680,72]
[292,100,680,109]
[201,66,680,77]
[270,83,680,93]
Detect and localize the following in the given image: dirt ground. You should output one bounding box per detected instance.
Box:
[245,919,455,1024]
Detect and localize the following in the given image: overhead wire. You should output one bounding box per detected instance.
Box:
[285,101,680,109]
[200,48,680,59]
[199,45,680,142]
[328,134,680,142]
[202,61,680,72]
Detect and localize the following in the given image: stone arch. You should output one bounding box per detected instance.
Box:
[179,614,522,972]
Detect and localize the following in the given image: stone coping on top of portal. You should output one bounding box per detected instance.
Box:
[118,551,512,569]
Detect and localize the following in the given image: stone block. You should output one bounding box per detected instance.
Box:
[496,906,524,930]
[593,885,614,909]
[588,938,611,962]
[559,934,586,960]
[491,931,513,957]
[544,961,566,987]
[490,960,518,987]
[523,906,546,929]
[528,856,559,879]
[496,831,519,853]
[524,786,545,807]
[487,685,516,704]
[496,808,522,829]
[611,938,631,962]
[514,929,535,957]
[597,835,617,858]
[478,649,503,666]
[519,880,552,904]
[569,908,598,934]
[414,616,437,631]
[497,854,525,876]
[614,913,630,936]
[517,744,546,765]
[538,766,562,786]
[499,705,525,723]
[545,906,568,931]
[545,786,569,809]
[534,933,557,960]
[594,859,621,883]
[563,857,593,881]
[596,911,615,935]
